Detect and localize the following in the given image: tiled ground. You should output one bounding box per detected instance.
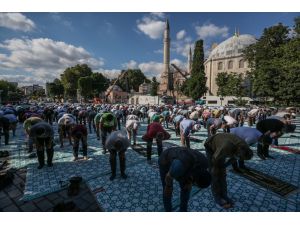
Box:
[0,117,299,211]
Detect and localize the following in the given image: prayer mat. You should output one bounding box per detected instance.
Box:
[231,167,299,197]
[88,162,187,212]
[271,145,300,154]
[21,149,144,201]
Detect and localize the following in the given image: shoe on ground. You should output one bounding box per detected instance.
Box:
[73,157,78,161]
[266,155,275,159]
[109,174,116,181]
[121,173,128,179]
[233,167,243,173]
[257,153,266,160]
[37,164,44,169]
[47,162,53,167]
[239,165,249,171]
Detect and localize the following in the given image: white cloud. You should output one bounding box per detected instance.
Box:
[0,74,47,87]
[176,30,186,40]
[50,13,73,30]
[95,69,121,80]
[122,60,138,69]
[138,61,164,77]
[136,13,165,39]
[172,33,194,58]
[170,58,187,71]
[150,13,165,19]
[0,38,105,86]
[195,23,229,39]
[0,13,35,32]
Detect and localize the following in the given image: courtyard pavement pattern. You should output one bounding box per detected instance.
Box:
[0,117,299,211]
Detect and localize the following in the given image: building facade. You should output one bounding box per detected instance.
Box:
[105,85,129,104]
[138,81,151,94]
[21,84,45,95]
[204,33,257,96]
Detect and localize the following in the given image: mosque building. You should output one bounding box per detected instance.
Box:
[204,31,257,96]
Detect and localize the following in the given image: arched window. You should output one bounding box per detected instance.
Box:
[218,62,223,70]
[239,59,245,68]
[228,60,233,69]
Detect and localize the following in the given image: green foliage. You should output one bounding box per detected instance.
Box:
[78,76,94,99]
[244,18,300,105]
[60,64,93,99]
[47,78,64,98]
[216,72,246,97]
[182,39,207,100]
[91,73,110,96]
[150,77,159,96]
[116,69,149,92]
[0,80,19,103]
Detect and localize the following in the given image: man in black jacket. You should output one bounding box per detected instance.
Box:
[204,133,253,209]
[30,122,54,169]
[159,147,211,212]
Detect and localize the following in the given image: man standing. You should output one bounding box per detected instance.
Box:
[125,114,139,146]
[159,147,211,212]
[105,130,130,181]
[58,115,75,148]
[256,118,286,159]
[100,112,117,154]
[204,133,253,208]
[29,122,54,169]
[180,118,200,149]
[0,116,10,145]
[23,116,43,153]
[230,126,272,170]
[71,124,88,161]
[142,117,170,161]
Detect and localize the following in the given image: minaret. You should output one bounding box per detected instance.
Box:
[188,46,192,74]
[163,19,170,75]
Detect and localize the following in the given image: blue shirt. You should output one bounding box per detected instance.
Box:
[180,119,195,136]
[230,127,262,145]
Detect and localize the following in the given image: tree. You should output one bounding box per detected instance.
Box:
[215,72,229,97]
[0,80,19,103]
[60,64,93,99]
[182,40,207,100]
[78,76,94,99]
[116,69,150,92]
[47,78,64,99]
[244,23,290,103]
[91,72,110,96]
[216,72,246,97]
[150,77,159,96]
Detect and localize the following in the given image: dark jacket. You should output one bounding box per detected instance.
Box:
[159,147,209,182]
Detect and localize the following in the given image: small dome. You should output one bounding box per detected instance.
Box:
[208,34,257,60]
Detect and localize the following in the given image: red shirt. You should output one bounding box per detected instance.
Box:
[145,122,169,139]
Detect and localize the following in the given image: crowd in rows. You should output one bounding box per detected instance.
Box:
[0,102,297,211]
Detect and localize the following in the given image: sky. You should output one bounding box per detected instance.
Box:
[0,12,298,87]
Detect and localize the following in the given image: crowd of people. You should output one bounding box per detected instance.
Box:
[0,102,297,211]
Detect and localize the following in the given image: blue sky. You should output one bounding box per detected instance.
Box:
[0,12,298,86]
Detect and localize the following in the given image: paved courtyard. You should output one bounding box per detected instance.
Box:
[0,117,299,212]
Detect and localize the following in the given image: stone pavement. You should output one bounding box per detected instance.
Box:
[0,117,299,211]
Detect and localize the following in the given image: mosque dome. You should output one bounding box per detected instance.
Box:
[208,34,257,60]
